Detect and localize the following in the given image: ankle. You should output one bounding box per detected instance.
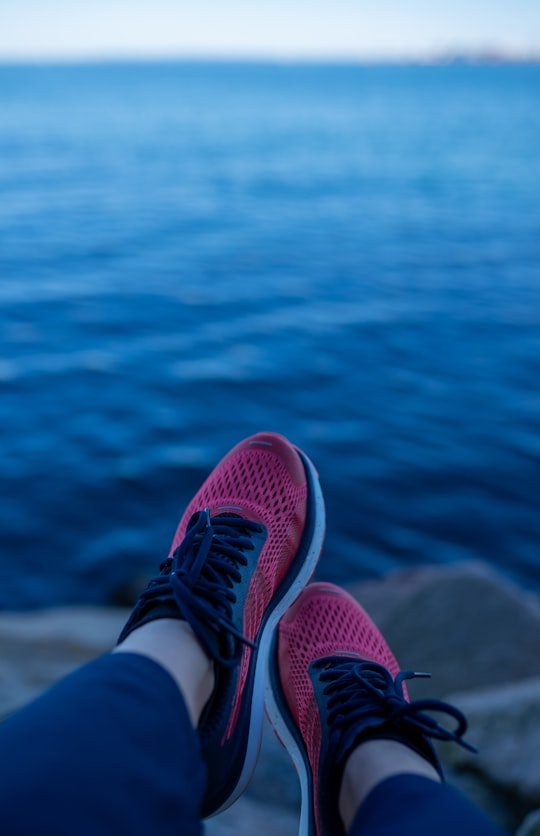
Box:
[338,739,441,830]
[115,618,215,726]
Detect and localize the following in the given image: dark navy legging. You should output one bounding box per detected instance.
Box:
[0,653,504,835]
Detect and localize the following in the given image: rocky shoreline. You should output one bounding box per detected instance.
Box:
[1,561,539,834]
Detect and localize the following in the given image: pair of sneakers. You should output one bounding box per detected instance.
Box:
[118,432,474,834]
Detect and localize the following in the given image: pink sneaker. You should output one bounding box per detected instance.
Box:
[266,583,475,836]
[118,432,325,817]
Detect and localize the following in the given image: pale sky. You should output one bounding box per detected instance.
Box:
[1,0,540,61]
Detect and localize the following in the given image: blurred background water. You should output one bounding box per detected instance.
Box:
[1,61,540,608]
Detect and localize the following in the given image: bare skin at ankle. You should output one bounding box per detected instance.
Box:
[114,619,215,727]
[338,739,441,831]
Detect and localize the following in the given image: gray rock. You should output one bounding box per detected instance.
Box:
[206,795,298,836]
[0,606,127,718]
[247,718,301,810]
[442,677,540,817]
[348,561,540,699]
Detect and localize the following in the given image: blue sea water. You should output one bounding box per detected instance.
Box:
[1,62,540,608]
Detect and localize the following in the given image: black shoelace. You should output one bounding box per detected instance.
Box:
[136,509,263,667]
[314,657,477,768]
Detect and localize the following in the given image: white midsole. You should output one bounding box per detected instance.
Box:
[264,665,311,836]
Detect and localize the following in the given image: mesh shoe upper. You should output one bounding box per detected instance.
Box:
[276,582,401,793]
[267,582,475,836]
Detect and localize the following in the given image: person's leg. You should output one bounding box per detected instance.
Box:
[348,772,504,836]
[114,617,214,726]
[0,644,206,836]
[340,739,440,827]
[266,582,505,836]
[0,431,325,834]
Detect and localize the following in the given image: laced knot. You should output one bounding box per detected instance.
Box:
[314,657,477,767]
[139,509,264,667]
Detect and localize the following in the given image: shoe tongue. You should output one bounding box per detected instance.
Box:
[185,509,244,535]
[317,653,364,670]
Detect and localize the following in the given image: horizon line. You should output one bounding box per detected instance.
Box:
[1,48,540,67]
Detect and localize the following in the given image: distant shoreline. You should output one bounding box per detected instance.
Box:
[1,53,539,69]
